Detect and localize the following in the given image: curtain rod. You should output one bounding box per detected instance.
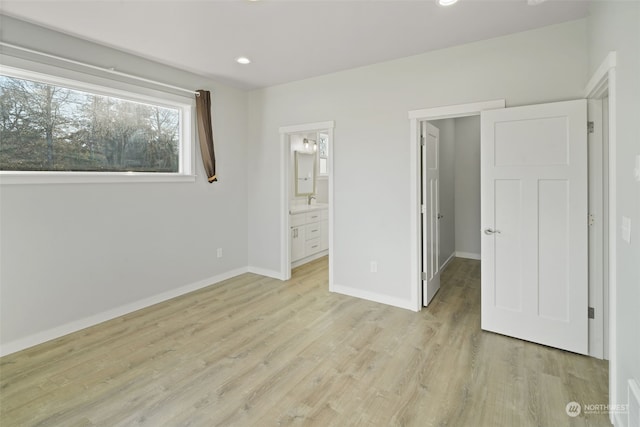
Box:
[0,41,200,97]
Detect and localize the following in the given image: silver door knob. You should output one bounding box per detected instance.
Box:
[484,228,501,235]
[437,214,444,219]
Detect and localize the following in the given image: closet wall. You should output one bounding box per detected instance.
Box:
[429,115,482,268]
[454,116,481,259]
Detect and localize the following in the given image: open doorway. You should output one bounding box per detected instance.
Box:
[409,53,617,420]
[415,101,594,353]
[409,100,505,309]
[419,116,484,306]
[279,121,335,288]
[410,80,614,362]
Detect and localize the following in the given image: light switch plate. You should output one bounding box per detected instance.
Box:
[634,155,640,182]
[622,216,631,243]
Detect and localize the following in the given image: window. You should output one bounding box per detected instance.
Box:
[0,66,193,184]
[318,132,329,176]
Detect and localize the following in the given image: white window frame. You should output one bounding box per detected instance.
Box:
[317,132,329,179]
[0,61,195,185]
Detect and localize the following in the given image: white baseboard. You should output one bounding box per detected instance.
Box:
[440,252,456,270]
[332,283,417,312]
[0,266,249,357]
[247,266,285,280]
[456,251,481,260]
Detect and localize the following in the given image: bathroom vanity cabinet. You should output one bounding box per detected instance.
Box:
[290,206,328,266]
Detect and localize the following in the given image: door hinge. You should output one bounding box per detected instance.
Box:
[421,272,427,281]
[421,204,426,214]
[588,307,595,319]
[589,213,595,226]
[588,121,594,134]
[420,135,426,146]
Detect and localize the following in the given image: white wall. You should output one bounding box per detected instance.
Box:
[429,119,456,267]
[248,20,588,307]
[587,3,640,424]
[316,179,328,204]
[0,16,249,353]
[454,116,481,258]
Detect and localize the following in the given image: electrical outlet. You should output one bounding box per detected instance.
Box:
[370,261,378,273]
[217,248,223,258]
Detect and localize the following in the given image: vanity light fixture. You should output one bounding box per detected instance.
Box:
[438,0,458,5]
[235,56,251,65]
[303,138,318,152]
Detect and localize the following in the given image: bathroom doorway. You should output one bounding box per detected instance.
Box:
[279,121,335,289]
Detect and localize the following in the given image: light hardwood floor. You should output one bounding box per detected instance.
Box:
[1,257,610,426]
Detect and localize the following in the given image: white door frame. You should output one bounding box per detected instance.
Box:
[588,96,606,359]
[279,121,335,288]
[408,100,505,311]
[585,51,617,425]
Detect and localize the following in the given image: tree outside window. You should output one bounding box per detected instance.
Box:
[0,74,180,173]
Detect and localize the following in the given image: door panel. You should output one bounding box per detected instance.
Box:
[494,117,569,166]
[481,99,588,355]
[494,179,523,312]
[291,226,305,262]
[538,179,570,321]
[423,122,440,306]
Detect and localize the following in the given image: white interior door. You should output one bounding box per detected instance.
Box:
[422,121,440,306]
[481,100,588,355]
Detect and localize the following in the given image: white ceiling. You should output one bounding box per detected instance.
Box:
[0,0,590,90]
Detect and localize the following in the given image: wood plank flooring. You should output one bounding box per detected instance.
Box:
[0,257,610,426]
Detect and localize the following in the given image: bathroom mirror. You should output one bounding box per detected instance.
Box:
[295,151,316,196]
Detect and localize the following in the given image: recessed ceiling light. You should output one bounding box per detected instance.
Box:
[236,57,251,65]
[439,0,458,5]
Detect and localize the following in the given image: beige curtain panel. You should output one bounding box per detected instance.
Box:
[195,90,217,182]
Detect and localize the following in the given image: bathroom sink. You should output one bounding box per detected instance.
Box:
[289,203,328,214]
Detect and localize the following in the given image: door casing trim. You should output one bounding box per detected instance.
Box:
[585,51,617,424]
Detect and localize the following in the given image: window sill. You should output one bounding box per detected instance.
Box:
[0,172,197,185]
